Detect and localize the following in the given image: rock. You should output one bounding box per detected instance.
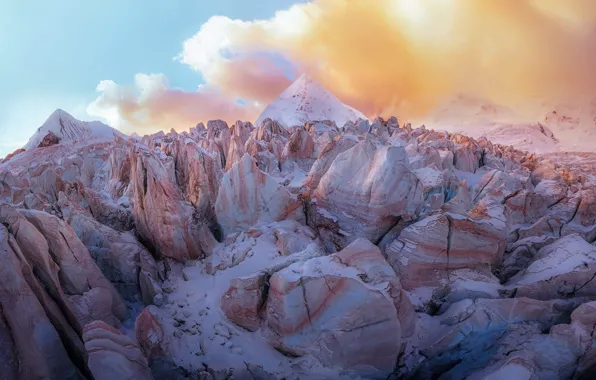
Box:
[167,138,222,220]
[262,238,410,379]
[280,128,316,171]
[509,234,596,300]
[19,208,128,325]
[221,272,267,332]
[388,196,510,290]
[83,320,153,380]
[273,221,317,256]
[129,146,213,261]
[135,307,167,359]
[413,298,580,379]
[0,205,127,329]
[311,138,423,247]
[1,148,25,164]
[0,223,83,380]
[37,131,61,147]
[62,207,161,303]
[303,135,358,192]
[215,154,302,235]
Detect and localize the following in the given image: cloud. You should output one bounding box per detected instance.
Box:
[87,74,261,134]
[178,0,596,117]
[91,0,596,132]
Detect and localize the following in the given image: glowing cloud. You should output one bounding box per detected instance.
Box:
[90,0,596,132]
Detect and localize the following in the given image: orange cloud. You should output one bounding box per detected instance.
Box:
[87,74,261,134]
[180,0,596,117]
[90,0,596,132]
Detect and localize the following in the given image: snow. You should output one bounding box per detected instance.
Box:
[255,73,367,128]
[24,109,128,150]
[482,363,534,380]
[147,224,357,379]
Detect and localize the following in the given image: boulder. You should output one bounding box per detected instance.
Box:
[311,138,423,247]
[83,321,153,380]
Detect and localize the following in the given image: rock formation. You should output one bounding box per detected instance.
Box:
[3,107,596,379]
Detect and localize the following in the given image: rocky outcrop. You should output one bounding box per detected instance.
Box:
[0,205,127,329]
[83,321,153,380]
[0,223,84,380]
[311,138,423,248]
[165,138,222,222]
[262,241,405,379]
[409,298,581,379]
[303,135,358,191]
[6,110,596,379]
[215,154,302,236]
[221,272,267,332]
[129,146,213,261]
[61,205,162,304]
[508,234,596,300]
[135,307,168,360]
[38,131,61,147]
[388,196,510,290]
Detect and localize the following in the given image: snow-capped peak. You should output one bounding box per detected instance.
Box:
[24,109,128,150]
[255,73,367,128]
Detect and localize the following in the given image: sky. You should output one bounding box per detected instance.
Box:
[0,0,300,157]
[2,0,596,158]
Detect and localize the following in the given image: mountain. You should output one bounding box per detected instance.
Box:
[3,105,596,378]
[24,109,127,150]
[424,94,561,154]
[255,73,367,128]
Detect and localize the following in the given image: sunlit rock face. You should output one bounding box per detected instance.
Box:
[4,105,596,379]
[215,153,303,235]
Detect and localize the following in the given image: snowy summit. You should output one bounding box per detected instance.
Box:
[255,73,367,128]
[24,109,127,150]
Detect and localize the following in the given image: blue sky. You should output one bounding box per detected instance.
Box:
[0,0,299,156]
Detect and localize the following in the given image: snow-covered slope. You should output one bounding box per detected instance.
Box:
[24,109,127,150]
[424,94,561,154]
[538,99,596,152]
[255,74,367,128]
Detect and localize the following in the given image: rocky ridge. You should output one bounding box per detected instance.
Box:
[1,114,596,379]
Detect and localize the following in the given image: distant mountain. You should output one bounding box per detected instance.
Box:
[425,94,561,154]
[255,73,367,128]
[24,109,127,150]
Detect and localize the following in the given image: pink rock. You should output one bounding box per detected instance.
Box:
[304,136,358,191]
[280,128,316,171]
[129,146,213,261]
[262,239,411,378]
[273,222,317,257]
[83,320,152,380]
[19,208,128,326]
[0,148,25,164]
[135,307,167,359]
[0,223,82,380]
[508,234,596,300]
[221,273,267,332]
[61,205,161,304]
[225,135,246,172]
[388,196,510,290]
[215,154,302,235]
[37,131,61,147]
[311,138,423,246]
[166,137,222,220]
[230,120,253,144]
[253,118,289,141]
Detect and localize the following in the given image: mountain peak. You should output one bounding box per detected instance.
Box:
[24,110,128,150]
[255,73,367,128]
